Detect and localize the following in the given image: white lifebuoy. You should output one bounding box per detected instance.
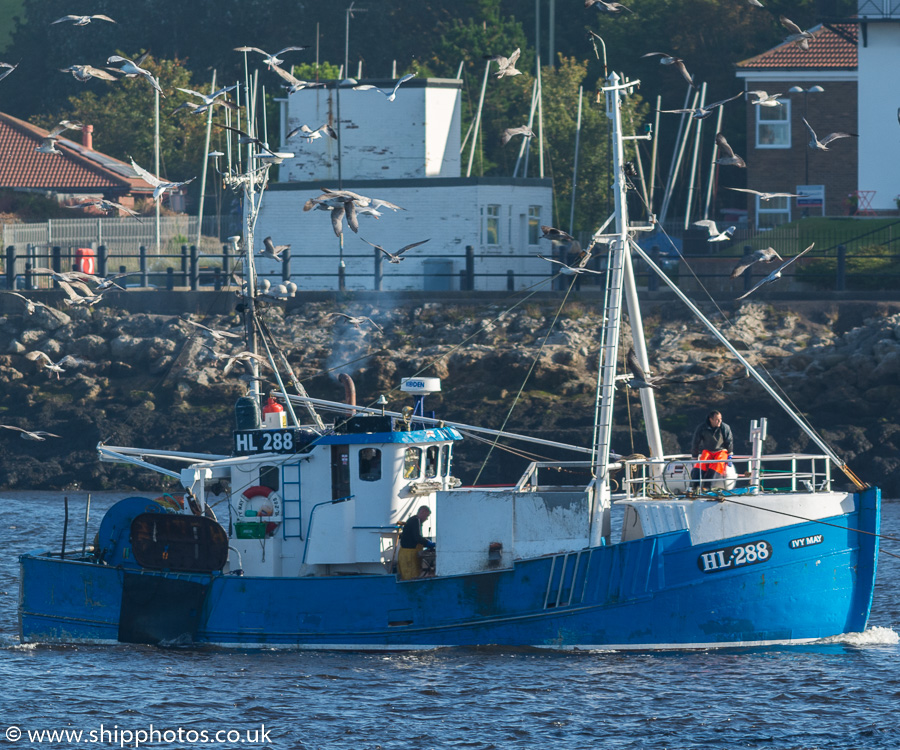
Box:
[235,485,283,522]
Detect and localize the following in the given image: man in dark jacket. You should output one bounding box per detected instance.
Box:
[691,410,734,457]
[690,411,734,489]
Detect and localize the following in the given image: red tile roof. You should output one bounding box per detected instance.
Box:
[0,111,153,196]
[736,23,857,70]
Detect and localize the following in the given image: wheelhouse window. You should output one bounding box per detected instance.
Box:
[403,447,422,479]
[756,195,791,228]
[528,205,541,245]
[440,445,451,477]
[260,465,280,491]
[425,446,439,478]
[756,101,790,148]
[483,204,500,245]
[359,448,382,482]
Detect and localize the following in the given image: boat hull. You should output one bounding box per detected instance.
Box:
[19,489,880,650]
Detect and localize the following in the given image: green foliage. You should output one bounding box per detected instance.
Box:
[797,244,900,291]
[291,62,343,82]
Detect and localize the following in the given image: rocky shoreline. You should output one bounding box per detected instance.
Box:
[1,297,898,496]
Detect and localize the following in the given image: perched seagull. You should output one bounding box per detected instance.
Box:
[32,352,86,379]
[714,132,746,168]
[725,187,807,202]
[483,48,522,78]
[641,52,696,89]
[501,125,535,145]
[360,237,430,264]
[694,219,735,242]
[130,158,196,202]
[730,247,783,279]
[52,14,116,25]
[222,350,269,376]
[585,0,632,12]
[746,90,783,107]
[780,16,814,49]
[660,92,743,120]
[259,236,289,262]
[538,250,602,275]
[802,117,858,151]
[63,198,143,221]
[268,63,324,93]
[286,123,337,142]
[540,225,575,243]
[353,73,417,102]
[624,347,662,390]
[327,313,383,332]
[106,55,163,95]
[0,425,61,441]
[173,85,238,115]
[1,291,45,314]
[736,243,815,300]
[182,319,242,342]
[233,45,309,69]
[0,62,18,83]
[60,64,118,82]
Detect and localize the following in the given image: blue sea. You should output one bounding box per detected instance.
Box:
[1,492,898,750]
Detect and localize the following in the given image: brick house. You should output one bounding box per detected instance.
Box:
[735,23,858,227]
[0,111,153,211]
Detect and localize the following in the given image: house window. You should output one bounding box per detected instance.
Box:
[756,101,791,148]
[756,195,791,228]
[528,206,541,245]
[483,205,500,245]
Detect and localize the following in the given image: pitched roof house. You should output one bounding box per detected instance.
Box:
[736,23,858,226]
[0,111,153,209]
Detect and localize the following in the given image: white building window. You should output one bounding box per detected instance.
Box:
[483,204,500,245]
[756,195,791,228]
[527,206,541,245]
[756,101,791,148]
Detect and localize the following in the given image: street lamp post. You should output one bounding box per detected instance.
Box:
[788,85,824,214]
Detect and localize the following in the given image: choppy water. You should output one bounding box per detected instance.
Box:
[1,492,899,750]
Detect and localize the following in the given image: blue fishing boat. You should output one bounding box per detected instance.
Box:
[18,73,880,650]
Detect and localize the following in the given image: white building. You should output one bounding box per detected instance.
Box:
[255,77,554,291]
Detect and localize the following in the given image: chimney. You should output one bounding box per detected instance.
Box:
[82,124,93,150]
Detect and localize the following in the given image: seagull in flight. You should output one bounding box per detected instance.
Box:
[360,237,430,264]
[258,236,290,262]
[32,352,86,379]
[353,73,417,102]
[0,425,61,441]
[268,63,324,93]
[327,313,383,332]
[585,0,632,12]
[173,85,238,115]
[234,45,309,69]
[736,243,815,300]
[780,16,814,49]
[641,53,696,89]
[52,14,116,25]
[725,187,807,202]
[622,347,663,390]
[746,90,783,107]
[538,250,602,275]
[106,55,163,95]
[802,117,858,151]
[34,120,83,155]
[694,220,735,242]
[540,225,575,243]
[714,132,746,168]
[730,247,782,279]
[501,125,535,145]
[483,49,522,78]
[286,123,337,142]
[182,319,242,342]
[222,350,269,376]
[660,93,743,120]
[130,158,196,202]
[1,291,46,315]
[60,64,118,82]
[0,62,18,83]
[63,198,143,220]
